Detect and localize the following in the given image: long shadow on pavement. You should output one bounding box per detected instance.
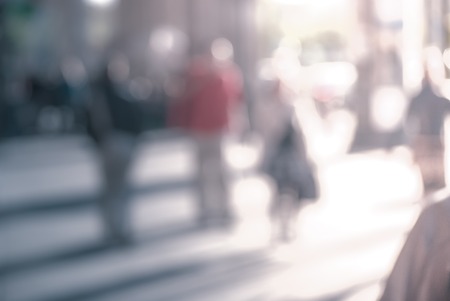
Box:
[0,222,205,279]
[0,178,194,220]
[47,251,273,301]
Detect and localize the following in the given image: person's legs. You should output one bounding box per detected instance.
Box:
[195,136,212,224]
[99,133,135,244]
[415,137,446,195]
[195,134,231,226]
[210,135,231,222]
[270,192,283,241]
[271,185,299,242]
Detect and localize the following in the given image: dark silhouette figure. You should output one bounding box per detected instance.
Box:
[406,71,450,195]
[86,54,140,245]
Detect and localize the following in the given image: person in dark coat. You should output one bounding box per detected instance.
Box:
[406,67,450,195]
[256,75,318,242]
[86,54,140,246]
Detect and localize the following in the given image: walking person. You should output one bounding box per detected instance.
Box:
[86,54,140,245]
[255,75,318,242]
[171,38,242,227]
[406,63,450,196]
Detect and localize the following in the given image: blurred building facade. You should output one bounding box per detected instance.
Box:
[0,0,259,137]
[2,0,450,147]
[0,0,258,85]
[352,0,450,148]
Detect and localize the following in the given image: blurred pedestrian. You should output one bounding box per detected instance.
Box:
[379,195,450,301]
[86,53,140,245]
[256,75,318,242]
[171,38,242,227]
[406,63,450,195]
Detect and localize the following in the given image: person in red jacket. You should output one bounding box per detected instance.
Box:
[172,38,242,227]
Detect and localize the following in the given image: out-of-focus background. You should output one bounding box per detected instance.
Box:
[0,0,449,300]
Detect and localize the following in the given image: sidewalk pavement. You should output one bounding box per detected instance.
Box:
[0,132,424,301]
